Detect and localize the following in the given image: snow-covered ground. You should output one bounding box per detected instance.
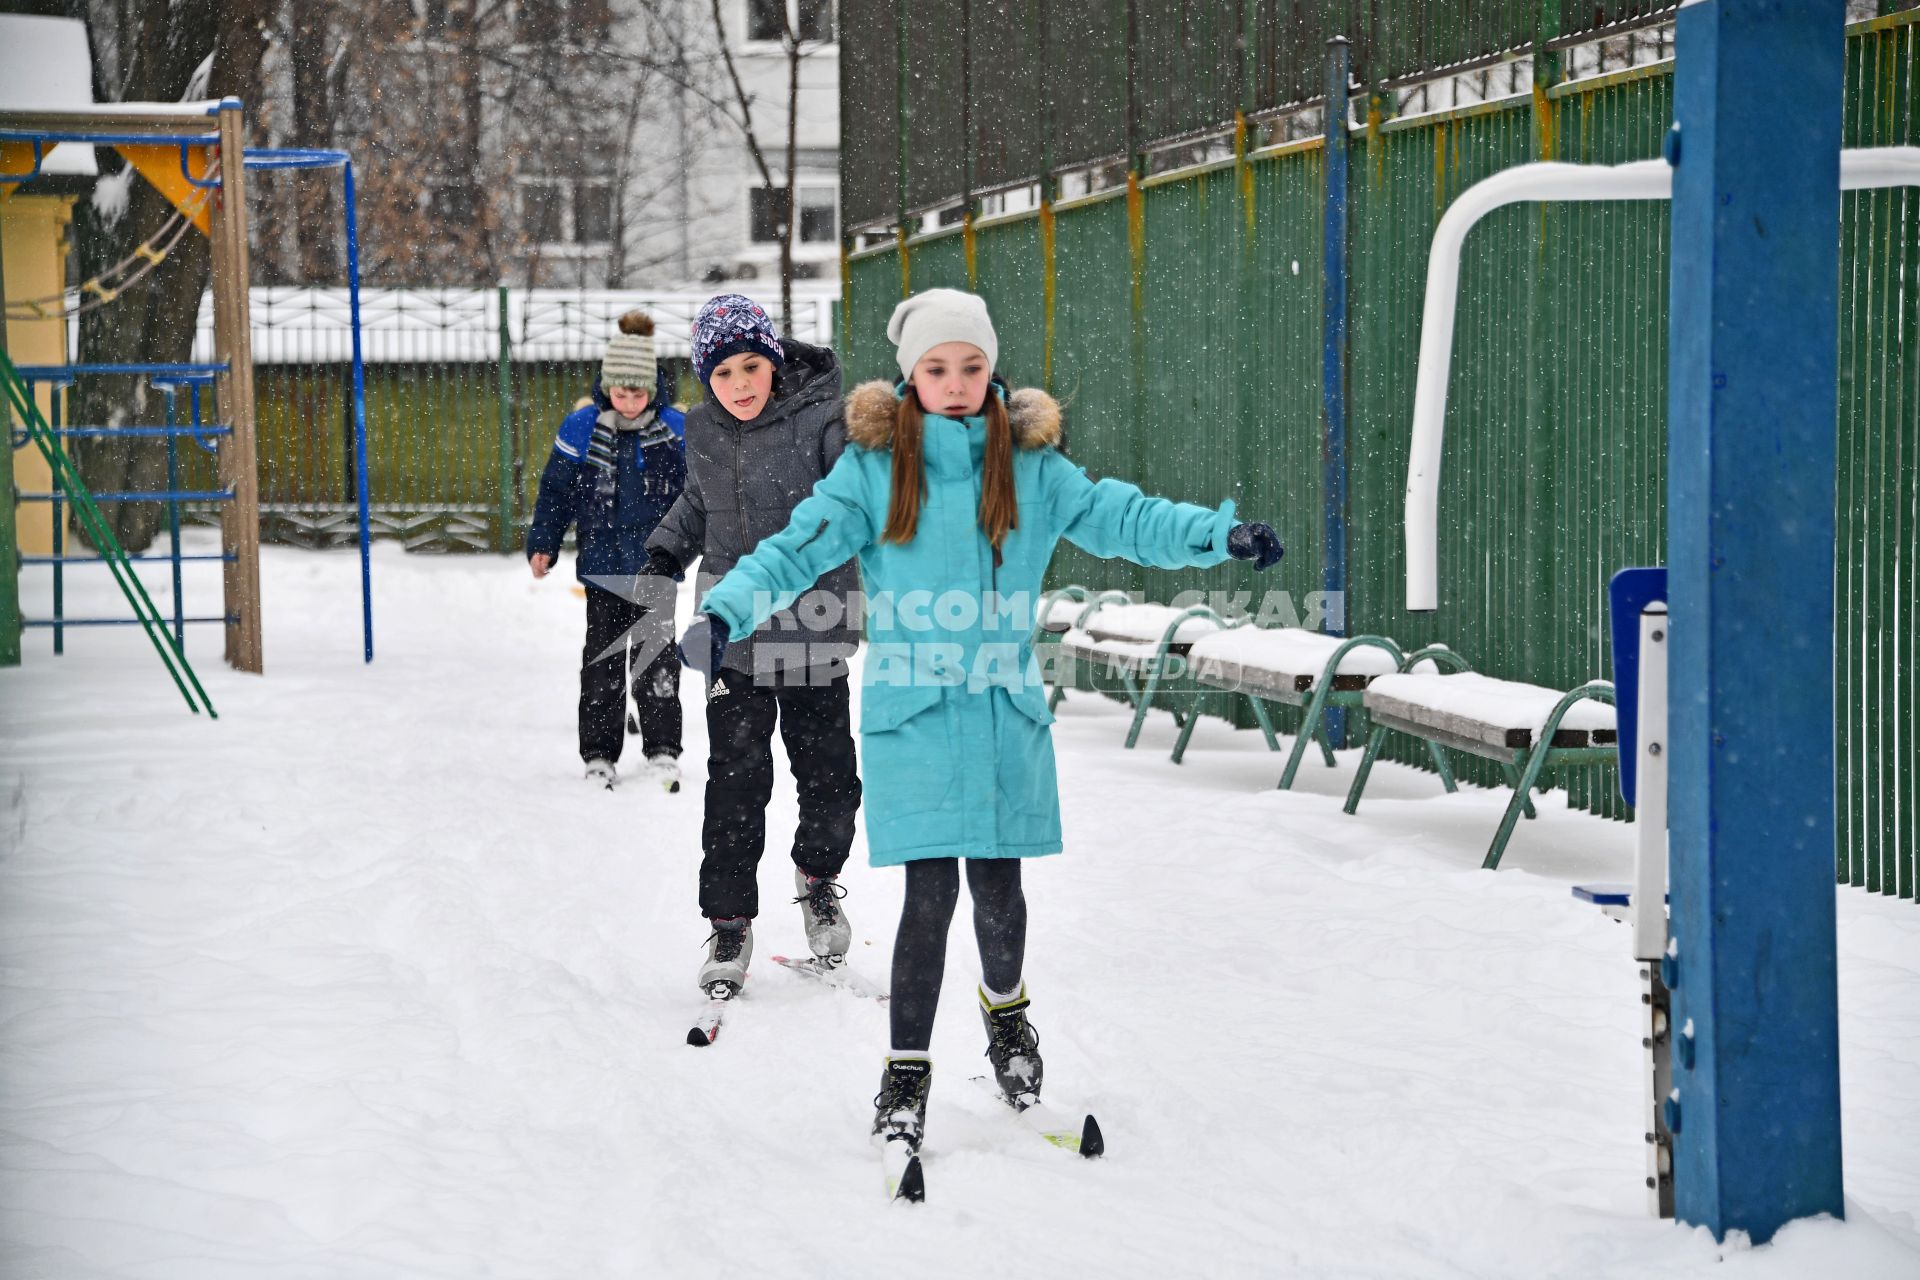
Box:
[3,535,1917,1279]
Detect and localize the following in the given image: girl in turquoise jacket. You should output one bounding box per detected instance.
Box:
[698,289,1283,1164]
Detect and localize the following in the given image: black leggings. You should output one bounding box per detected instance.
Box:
[890,858,1027,1053]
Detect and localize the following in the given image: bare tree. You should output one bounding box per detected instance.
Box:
[604,1,739,289]
[250,0,715,289]
[704,0,832,332]
[65,0,272,552]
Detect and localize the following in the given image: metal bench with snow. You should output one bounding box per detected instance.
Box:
[1341,645,1618,870]
[1175,628,1457,790]
[1042,597,1239,750]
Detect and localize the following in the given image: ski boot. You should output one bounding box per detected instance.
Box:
[642,754,682,794]
[698,917,752,996]
[793,869,851,964]
[871,1055,933,1151]
[980,984,1043,1104]
[584,758,617,790]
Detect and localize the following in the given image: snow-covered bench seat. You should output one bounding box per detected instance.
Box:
[1187,627,1405,701]
[1363,672,1617,752]
[1342,647,1618,870]
[1055,601,1224,676]
[1047,599,1233,750]
[1173,628,1425,788]
[1030,587,1132,714]
[1034,587,1107,636]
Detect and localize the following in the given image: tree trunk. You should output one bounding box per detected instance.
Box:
[287,0,340,283]
[69,0,270,553]
[781,30,800,335]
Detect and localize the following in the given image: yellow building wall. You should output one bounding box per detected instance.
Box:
[3,193,75,556]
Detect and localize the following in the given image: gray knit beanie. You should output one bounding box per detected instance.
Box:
[887,288,999,380]
[602,311,657,390]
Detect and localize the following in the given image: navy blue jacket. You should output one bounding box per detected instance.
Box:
[526,369,688,586]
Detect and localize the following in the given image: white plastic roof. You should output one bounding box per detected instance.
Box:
[0,15,100,177]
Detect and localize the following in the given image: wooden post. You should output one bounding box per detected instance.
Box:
[210,100,262,673]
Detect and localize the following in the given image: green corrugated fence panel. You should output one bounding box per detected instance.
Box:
[1838,16,1918,900]
[1341,74,1677,815]
[844,17,1918,903]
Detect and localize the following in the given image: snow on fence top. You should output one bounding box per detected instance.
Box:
[177,288,836,366]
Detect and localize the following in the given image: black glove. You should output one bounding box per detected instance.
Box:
[1226,521,1285,570]
[678,613,732,697]
[642,546,683,579]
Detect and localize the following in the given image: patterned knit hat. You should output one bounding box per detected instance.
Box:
[602,311,657,390]
[692,293,786,385]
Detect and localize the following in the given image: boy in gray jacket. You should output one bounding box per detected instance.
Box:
[644,295,863,994]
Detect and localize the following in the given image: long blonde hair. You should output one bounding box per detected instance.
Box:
[882,386,1018,561]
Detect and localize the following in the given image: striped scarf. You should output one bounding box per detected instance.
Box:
[588,407,671,492]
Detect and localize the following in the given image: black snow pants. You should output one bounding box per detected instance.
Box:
[697,666,861,919]
[580,587,682,765]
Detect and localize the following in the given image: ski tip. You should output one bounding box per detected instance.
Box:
[1080,1114,1105,1159]
[686,1026,714,1047]
[894,1155,925,1203]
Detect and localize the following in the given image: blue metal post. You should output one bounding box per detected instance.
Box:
[237,146,373,663]
[160,385,184,647]
[1321,36,1352,747]
[1666,0,1846,1243]
[342,159,373,664]
[50,383,63,656]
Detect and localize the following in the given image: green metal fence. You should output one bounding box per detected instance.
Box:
[844,11,1920,902]
[177,288,833,552]
[1839,15,1919,902]
[839,1,1717,230]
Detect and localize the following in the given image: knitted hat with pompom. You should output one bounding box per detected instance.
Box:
[602,310,657,390]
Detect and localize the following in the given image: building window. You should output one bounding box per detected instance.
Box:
[574,180,614,244]
[516,0,611,43]
[570,0,612,41]
[797,186,836,242]
[522,182,566,245]
[746,0,784,41]
[521,178,614,247]
[751,186,837,244]
[797,0,833,41]
[420,0,476,37]
[747,0,833,42]
[430,181,483,226]
[749,186,787,242]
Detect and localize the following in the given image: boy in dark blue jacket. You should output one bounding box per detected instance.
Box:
[527,311,688,791]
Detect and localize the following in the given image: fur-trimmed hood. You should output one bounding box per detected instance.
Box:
[844,379,1062,452]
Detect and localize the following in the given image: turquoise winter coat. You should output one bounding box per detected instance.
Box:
[701,380,1239,866]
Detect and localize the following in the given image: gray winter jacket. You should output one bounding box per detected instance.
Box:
[647,338,862,676]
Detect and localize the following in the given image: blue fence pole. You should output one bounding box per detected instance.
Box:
[160,385,184,647]
[343,158,373,664]
[50,383,63,656]
[1321,35,1352,748]
[1665,0,1847,1243]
